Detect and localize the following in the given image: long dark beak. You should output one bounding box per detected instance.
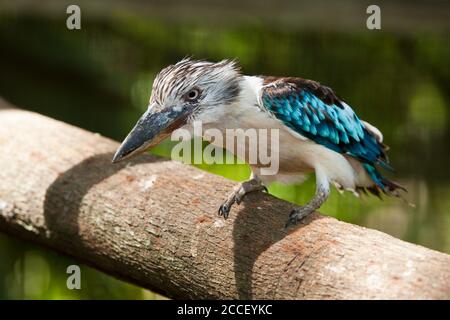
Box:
[112,103,191,163]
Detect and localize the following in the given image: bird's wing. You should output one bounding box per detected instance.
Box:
[260,77,390,169]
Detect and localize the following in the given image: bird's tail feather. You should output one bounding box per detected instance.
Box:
[361,164,413,206]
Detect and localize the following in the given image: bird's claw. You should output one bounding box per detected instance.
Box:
[218,203,231,219]
[218,193,241,218]
[218,180,267,220]
[285,206,313,229]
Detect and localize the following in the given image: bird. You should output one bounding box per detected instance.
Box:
[112,58,406,227]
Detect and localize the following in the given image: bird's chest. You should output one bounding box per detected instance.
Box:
[196,104,315,173]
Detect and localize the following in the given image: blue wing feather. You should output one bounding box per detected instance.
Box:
[260,77,391,171]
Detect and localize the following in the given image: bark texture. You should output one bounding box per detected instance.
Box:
[0,99,449,299]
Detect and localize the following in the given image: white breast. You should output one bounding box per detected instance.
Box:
[192,75,372,190]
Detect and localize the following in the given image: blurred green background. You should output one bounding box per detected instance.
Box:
[0,0,449,299]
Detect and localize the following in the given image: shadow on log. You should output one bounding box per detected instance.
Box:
[0,99,449,299]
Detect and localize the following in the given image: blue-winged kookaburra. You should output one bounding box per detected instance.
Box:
[113,59,406,227]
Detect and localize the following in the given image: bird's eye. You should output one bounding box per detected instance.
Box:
[185,88,200,102]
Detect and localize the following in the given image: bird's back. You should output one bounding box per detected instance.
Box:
[249,75,405,197]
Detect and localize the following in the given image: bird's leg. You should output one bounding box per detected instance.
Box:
[218,176,267,219]
[286,168,330,228]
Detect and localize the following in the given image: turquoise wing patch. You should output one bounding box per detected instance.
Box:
[261,78,389,169]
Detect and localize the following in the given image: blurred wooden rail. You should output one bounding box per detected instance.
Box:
[0,99,449,299]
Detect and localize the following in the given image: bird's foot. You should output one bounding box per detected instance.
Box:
[285,206,314,229]
[285,184,330,228]
[218,179,267,219]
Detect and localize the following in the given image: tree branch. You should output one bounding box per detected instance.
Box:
[0,99,449,299]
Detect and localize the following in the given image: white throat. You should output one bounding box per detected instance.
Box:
[192,75,264,126]
[239,75,264,107]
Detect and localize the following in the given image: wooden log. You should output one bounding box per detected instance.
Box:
[0,99,449,299]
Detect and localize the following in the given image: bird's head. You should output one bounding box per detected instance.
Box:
[112,58,241,163]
